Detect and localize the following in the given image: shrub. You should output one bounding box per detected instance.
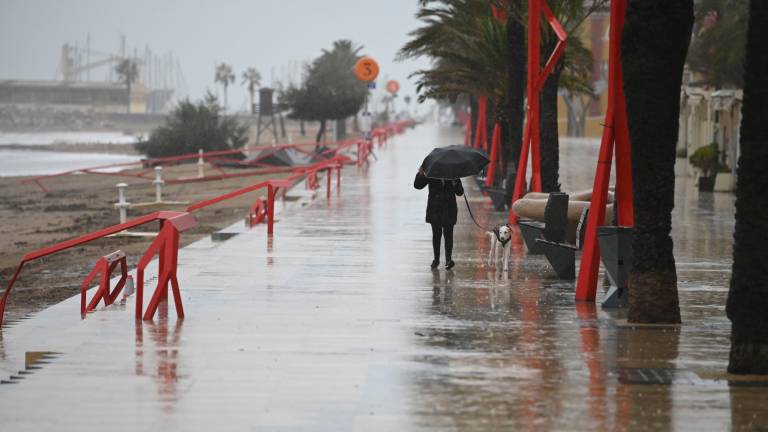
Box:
[136,96,247,158]
[689,142,722,178]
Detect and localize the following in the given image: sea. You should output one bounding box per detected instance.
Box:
[0,132,140,177]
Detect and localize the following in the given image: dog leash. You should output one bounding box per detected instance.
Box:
[463,194,493,232]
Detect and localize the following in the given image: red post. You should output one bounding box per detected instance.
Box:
[326,167,332,199]
[464,117,472,146]
[81,250,128,317]
[135,213,196,321]
[473,96,488,150]
[485,122,502,188]
[575,0,633,302]
[508,0,567,224]
[267,184,276,236]
[336,164,342,194]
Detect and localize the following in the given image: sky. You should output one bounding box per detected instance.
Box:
[0,0,431,112]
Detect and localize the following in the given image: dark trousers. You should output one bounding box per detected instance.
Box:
[430,224,454,262]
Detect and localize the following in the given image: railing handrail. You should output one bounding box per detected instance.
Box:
[20,137,363,189]
[0,211,197,327]
[1,120,414,327]
[186,155,349,212]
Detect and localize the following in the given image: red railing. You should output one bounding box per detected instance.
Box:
[1,120,415,327]
[80,250,129,317]
[0,211,197,327]
[22,138,360,193]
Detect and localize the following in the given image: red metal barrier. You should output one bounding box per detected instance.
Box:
[1,121,412,328]
[0,211,198,327]
[485,122,502,188]
[307,171,320,190]
[135,213,197,321]
[80,250,129,317]
[22,121,413,192]
[247,198,268,228]
[473,96,489,151]
[575,0,634,302]
[21,139,356,193]
[509,0,567,224]
[464,117,472,146]
[187,178,291,237]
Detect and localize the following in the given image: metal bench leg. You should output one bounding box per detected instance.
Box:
[519,224,544,254]
[540,243,576,280]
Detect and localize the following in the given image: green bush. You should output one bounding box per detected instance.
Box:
[689,143,722,178]
[136,96,247,158]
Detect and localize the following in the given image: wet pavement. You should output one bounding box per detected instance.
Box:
[0,125,766,431]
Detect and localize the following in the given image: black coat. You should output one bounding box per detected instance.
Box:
[414,172,464,226]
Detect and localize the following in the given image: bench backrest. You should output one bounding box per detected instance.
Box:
[543,192,569,243]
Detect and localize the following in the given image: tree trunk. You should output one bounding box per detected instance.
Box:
[336,118,347,141]
[622,0,693,324]
[505,9,526,177]
[539,39,563,193]
[316,119,326,144]
[727,0,768,375]
[300,120,306,136]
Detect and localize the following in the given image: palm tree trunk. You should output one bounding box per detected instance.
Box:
[336,118,347,141]
[622,0,693,324]
[316,119,327,144]
[539,38,564,193]
[727,0,768,374]
[505,8,526,175]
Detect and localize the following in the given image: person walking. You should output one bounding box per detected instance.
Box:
[414,166,464,269]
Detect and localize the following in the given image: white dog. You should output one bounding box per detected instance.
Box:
[487,224,512,271]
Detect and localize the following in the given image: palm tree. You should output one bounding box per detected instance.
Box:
[115,58,139,113]
[622,0,694,324]
[215,63,235,111]
[726,0,768,374]
[504,1,526,177]
[241,67,262,114]
[687,0,748,88]
[504,0,606,192]
[400,0,602,190]
[282,40,367,144]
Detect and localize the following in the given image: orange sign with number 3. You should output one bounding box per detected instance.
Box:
[354,57,380,82]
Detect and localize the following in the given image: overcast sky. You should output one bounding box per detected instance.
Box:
[0,0,431,112]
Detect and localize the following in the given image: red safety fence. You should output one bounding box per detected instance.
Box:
[0,211,197,327]
[0,120,415,327]
[80,250,129,317]
[22,136,363,193]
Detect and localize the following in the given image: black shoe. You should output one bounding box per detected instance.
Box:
[445,260,455,270]
[430,259,440,269]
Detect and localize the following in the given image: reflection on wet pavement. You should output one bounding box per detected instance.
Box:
[0,125,766,431]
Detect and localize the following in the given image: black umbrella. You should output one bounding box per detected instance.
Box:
[421,145,490,179]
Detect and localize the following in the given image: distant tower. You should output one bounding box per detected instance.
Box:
[255,88,279,145]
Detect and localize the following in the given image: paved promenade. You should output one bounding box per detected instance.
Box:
[0,125,765,431]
